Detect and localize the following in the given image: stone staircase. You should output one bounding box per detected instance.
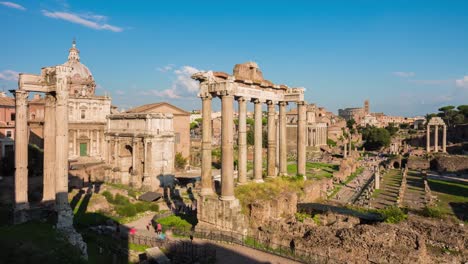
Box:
[402,171,425,210]
[370,170,402,209]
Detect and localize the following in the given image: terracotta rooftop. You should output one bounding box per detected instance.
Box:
[126,102,190,115]
[0,96,14,106]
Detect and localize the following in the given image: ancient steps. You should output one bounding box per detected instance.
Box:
[370,170,402,209]
[402,171,425,210]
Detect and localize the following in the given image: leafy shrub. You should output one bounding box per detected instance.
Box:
[327,139,337,147]
[377,206,407,223]
[116,204,137,217]
[102,191,114,203]
[127,189,137,198]
[149,204,159,212]
[175,152,187,170]
[421,206,443,218]
[295,212,309,222]
[113,194,130,206]
[156,215,192,231]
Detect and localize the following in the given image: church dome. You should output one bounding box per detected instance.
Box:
[63,40,96,97]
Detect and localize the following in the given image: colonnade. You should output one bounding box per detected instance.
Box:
[199,93,306,200]
[426,124,447,153]
[14,65,72,211]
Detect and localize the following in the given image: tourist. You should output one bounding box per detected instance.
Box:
[157,223,162,234]
[130,227,137,236]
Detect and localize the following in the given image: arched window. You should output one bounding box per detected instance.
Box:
[81,109,86,119]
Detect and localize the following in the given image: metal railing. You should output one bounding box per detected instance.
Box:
[171,227,335,264]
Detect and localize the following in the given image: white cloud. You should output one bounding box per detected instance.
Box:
[0,1,26,11]
[41,10,123,32]
[148,65,202,99]
[455,75,468,88]
[156,64,175,72]
[393,71,415,78]
[408,79,451,85]
[0,70,19,81]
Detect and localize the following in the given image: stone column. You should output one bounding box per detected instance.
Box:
[237,97,247,184]
[132,138,137,173]
[55,68,71,212]
[220,93,235,200]
[434,125,439,152]
[200,94,214,195]
[375,169,380,190]
[297,101,306,176]
[14,90,29,210]
[143,140,153,188]
[426,125,430,152]
[73,130,77,156]
[442,125,447,153]
[253,99,264,182]
[42,93,56,202]
[114,136,119,167]
[279,102,287,176]
[267,101,277,178]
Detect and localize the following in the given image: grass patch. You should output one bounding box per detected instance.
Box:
[421,206,443,218]
[155,215,192,231]
[375,206,407,223]
[0,222,85,264]
[287,162,339,180]
[129,243,150,252]
[427,178,468,221]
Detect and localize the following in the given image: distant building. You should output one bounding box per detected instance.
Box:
[0,92,15,159]
[126,102,191,159]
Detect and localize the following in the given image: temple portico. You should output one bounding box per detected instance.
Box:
[426,117,447,153]
[192,62,306,233]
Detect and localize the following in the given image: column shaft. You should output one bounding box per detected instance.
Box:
[220,94,235,200]
[279,102,287,175]
[237,97,247,184]
[442,125,447,153]
[55,68,71,211]
[200,95,214,195]
[297,102,306,176]
[14,90,29,209]
[434,125,439,152]
[253,100,264,182]
[426,125,430,152]
[42,93,56,202]
[267,101,276,177]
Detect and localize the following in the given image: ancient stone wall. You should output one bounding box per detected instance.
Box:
[407,156,430,170]
[432,155,468,173]
[249,192,298,229]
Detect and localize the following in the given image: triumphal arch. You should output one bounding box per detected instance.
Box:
[13,65,87,257]
[192,62,306,232]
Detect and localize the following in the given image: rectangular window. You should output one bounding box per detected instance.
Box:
[175,133,180,144]
[10,113,15,121]
[81,110,85,119]
[6,131,12,138]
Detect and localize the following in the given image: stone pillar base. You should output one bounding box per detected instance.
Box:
[200,188,214,196]
[254,178,264,183]
[196,195,248,235]
[57,206,88,260]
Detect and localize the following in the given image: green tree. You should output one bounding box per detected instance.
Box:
[246,118,255,126]
[346,119,356,130]
[361,126,391,151]
[174,152,187,170]
[190,122,198,130]
[385,123,399,137]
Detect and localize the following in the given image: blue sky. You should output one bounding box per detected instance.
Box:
[1,0,467,116]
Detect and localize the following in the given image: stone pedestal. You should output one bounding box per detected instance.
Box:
[196,195,248,235]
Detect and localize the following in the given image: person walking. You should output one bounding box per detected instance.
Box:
[157,223,162,235]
